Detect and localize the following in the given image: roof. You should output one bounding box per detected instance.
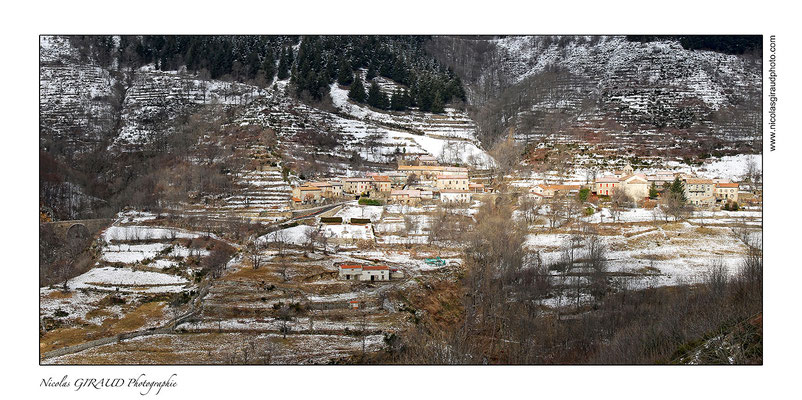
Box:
[291,197,301,202]
[344,178,372,182]
[308,181,332,187]
[297,185,322,191]
[349,300,360,303]
[371,175,391,182]
[362,265,389,271]
[716,183,739,188]
[621,174,648,184]
[440,189,470,194]
[437,174,469,180]
[391,190,421,197]
[543,184,581,190]
[685,178,714,184]
[339,264,362,270]
[595,176,620,183]
[398,165,469,172]
[469,183,484,188]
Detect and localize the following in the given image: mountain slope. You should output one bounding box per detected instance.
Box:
[428,35,761,153]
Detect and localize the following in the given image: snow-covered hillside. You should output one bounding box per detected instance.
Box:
[490,36,758,111]
[40,36,494,173]
[431,35,762,148]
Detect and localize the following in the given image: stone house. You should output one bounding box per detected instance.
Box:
[385,171,408,187]
[342,178,373,195]
[683,178,715,207]
[292,185,322,204]
[389,189,421,205]
[417,155,439,166]
[646,171,676,187]
[435,174,469,191]
[532,184,581,198]
[468,182,485,193]
[308,181,334,197]
[714,182,739,204]
[370,175,392,193]
[328,181,344,197]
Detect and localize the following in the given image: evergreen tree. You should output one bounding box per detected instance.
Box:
[277,47,290,80]
[431,92,445,114]
[391,58,408,85]
[348,76,366,103]
[325,57,338,81]
[367,81,387,109]
[649,182,659,199]
[670,178,687,202]
[337,58,354,85]
[366,65,377,80]
[390,88,407,111]
[261,49,276,85]
[416,78,434,112]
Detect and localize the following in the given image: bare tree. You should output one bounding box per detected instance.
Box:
[704,259,729,299]
[743,157,762,192]
[584,167,599,185]
[278,303,294,339]
[403,214,418,236]
[585,229,608,301]
[270,228,289,258]
[519,195,542,225]
[489,134,523,183]
[546,194,565,229]
[303,225,321,253]
[661,191,690,222]
[246,236,266,270]
[610,188,631,223]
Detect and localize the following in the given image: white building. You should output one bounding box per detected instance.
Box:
[338,264,391,282]
[440,190,472,203]
[619,174,649,201]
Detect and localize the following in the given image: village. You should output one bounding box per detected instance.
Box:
[40,148,762,364]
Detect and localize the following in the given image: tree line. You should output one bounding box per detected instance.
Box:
[66,35,466,113]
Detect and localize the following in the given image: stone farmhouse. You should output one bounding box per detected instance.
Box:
[416,155,439,166]
[682,178,715,207]
[338,264,403,281]
[343,178,373,195]
[389,189,422,205]
[435,174,469,191]
[370,175,392,192]
[292,185,322,204]
[714,182,739,204]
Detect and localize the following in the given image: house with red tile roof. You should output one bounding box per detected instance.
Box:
[714,182,739,204]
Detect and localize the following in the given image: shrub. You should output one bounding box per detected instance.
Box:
[358,198,382,206]
[578,188,590,202]
[584,207,595,216]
